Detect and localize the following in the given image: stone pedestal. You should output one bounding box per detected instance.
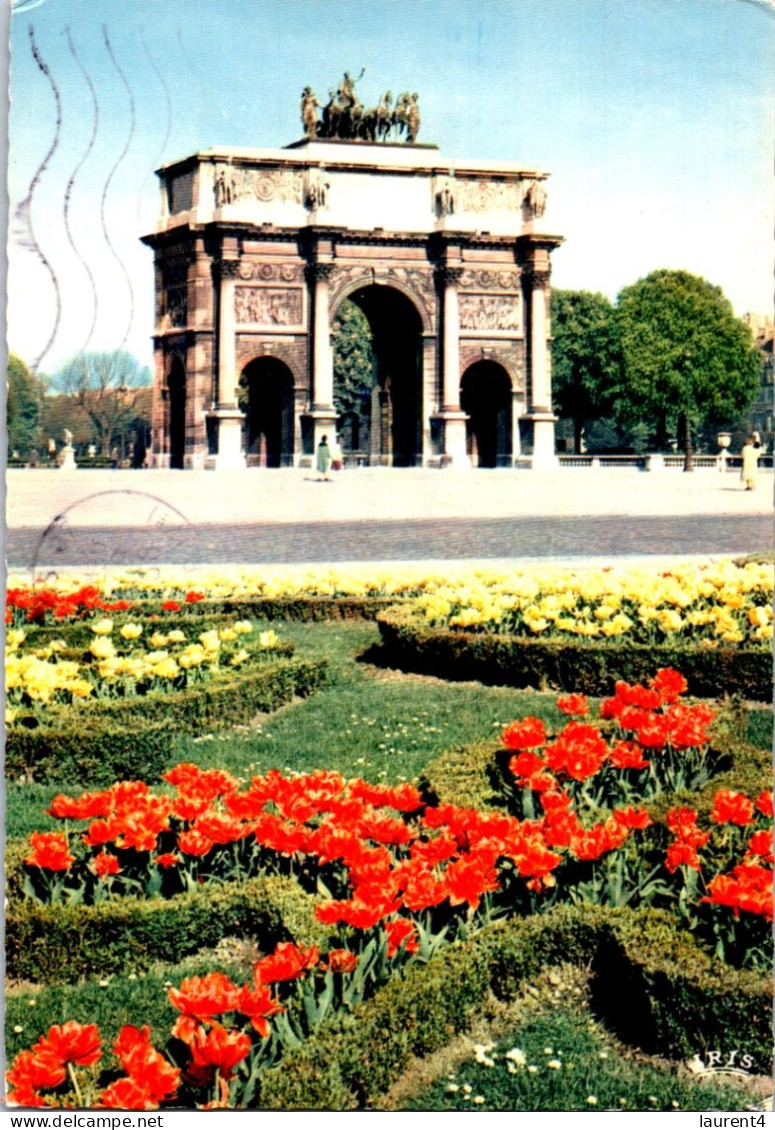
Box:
[205,409,246,470]
[530,413,559,469]
[432,410,469,467]
[58,445,77,470]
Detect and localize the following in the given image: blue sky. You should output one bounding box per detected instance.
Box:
[7,0,774,375]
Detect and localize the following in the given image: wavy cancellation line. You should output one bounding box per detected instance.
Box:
[100,24,137,353]
[138,27,173,231]
[63,27,100,364]
[15,24,62,374]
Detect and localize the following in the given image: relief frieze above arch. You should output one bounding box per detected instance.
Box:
[458,268,521,291]
[237,261,303,283]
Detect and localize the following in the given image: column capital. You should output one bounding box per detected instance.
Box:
[215,258,242,280]
[305,262,337,285]
[435,265,464,288]
[522,266,551,290]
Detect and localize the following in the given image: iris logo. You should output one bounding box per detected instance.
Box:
[687,1050,757,1080]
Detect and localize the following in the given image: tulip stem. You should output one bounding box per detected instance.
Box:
[67,1062,84,1108]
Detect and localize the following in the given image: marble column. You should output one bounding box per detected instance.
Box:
[436,265,469,467]
[207,258,245,469]
[305,262,339,451]
[526,267,558,469]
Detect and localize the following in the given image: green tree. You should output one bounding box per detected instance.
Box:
[51,351,151,457]
[7,353,43,455]
[615,271,761,469]
[333,299,373,447]
[550,290,623,453]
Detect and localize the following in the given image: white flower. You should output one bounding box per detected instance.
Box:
[462,1084,472,1094]
[547,1059,562,1070]
[446,1084,459,1093]
[505,1047,527,1067]
[527,1065,539,1074]
[543,1047,553,1055]
[473,1097,485,1105]
[586,1096,598,1106]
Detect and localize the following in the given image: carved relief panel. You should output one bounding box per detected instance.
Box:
[234,287,304,326]
[455,178,524,214]
[458,268,522,333]
[213,164,304,207]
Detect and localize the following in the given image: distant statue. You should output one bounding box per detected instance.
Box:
[375,91,393,140]
[306,172,330,209]
[436,180,455,217]
[63,428,73,446]
[524,180,547,219]
[301,86,320,139]
[406,93,421,143]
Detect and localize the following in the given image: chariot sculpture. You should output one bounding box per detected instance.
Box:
[302,72,421,143]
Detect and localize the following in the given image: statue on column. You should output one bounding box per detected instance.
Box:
[301,87,320,139]
[523,180,547,220]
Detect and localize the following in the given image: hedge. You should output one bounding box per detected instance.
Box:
[376,608,773,701]
[5,873,328,984]
[6,657,327,786]
[257,904,773,1109]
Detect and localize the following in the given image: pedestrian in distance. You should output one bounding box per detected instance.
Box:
[740,434,759,491]
[316,435,332,481]
[329,434,343,472]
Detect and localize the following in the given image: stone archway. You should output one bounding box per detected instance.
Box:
[334,285,423,467]
[460,361,513,468]
[168,357,186,470]
[239,357,295,467]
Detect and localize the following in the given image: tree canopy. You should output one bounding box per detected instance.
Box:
[550,290,623,453]
[613,270,761,464]
[333,299,374,440]
[51,351,151,456]
[7,353,43,455]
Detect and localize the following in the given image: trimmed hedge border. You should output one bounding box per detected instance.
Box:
[256,904,772,1109]
[376,608,773,701]
[6,657,327,786]
[5,873,328,984]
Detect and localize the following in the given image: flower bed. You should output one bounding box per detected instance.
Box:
[5,566,772,1110]
[7,906,771,1110]
[376,606,772,699]
[5,611,327,785]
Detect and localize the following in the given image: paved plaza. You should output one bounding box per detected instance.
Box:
[5,466,774,573]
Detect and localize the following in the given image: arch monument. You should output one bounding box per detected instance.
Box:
[141,77,563,469]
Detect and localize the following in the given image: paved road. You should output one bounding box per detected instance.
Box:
[7,512,773,571]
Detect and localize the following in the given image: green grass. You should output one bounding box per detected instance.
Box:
[6,620,566,838]
[404,1006,758,1113]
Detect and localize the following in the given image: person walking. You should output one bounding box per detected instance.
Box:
[741,435,759,491]
[329,434,343,472]
[316,435,332,481]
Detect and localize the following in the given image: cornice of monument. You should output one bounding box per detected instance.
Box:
[156,143,549,182]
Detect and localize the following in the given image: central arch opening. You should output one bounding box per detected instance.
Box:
[239,357,295,467]
[333,285,423,466]
[460,361,513,468]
